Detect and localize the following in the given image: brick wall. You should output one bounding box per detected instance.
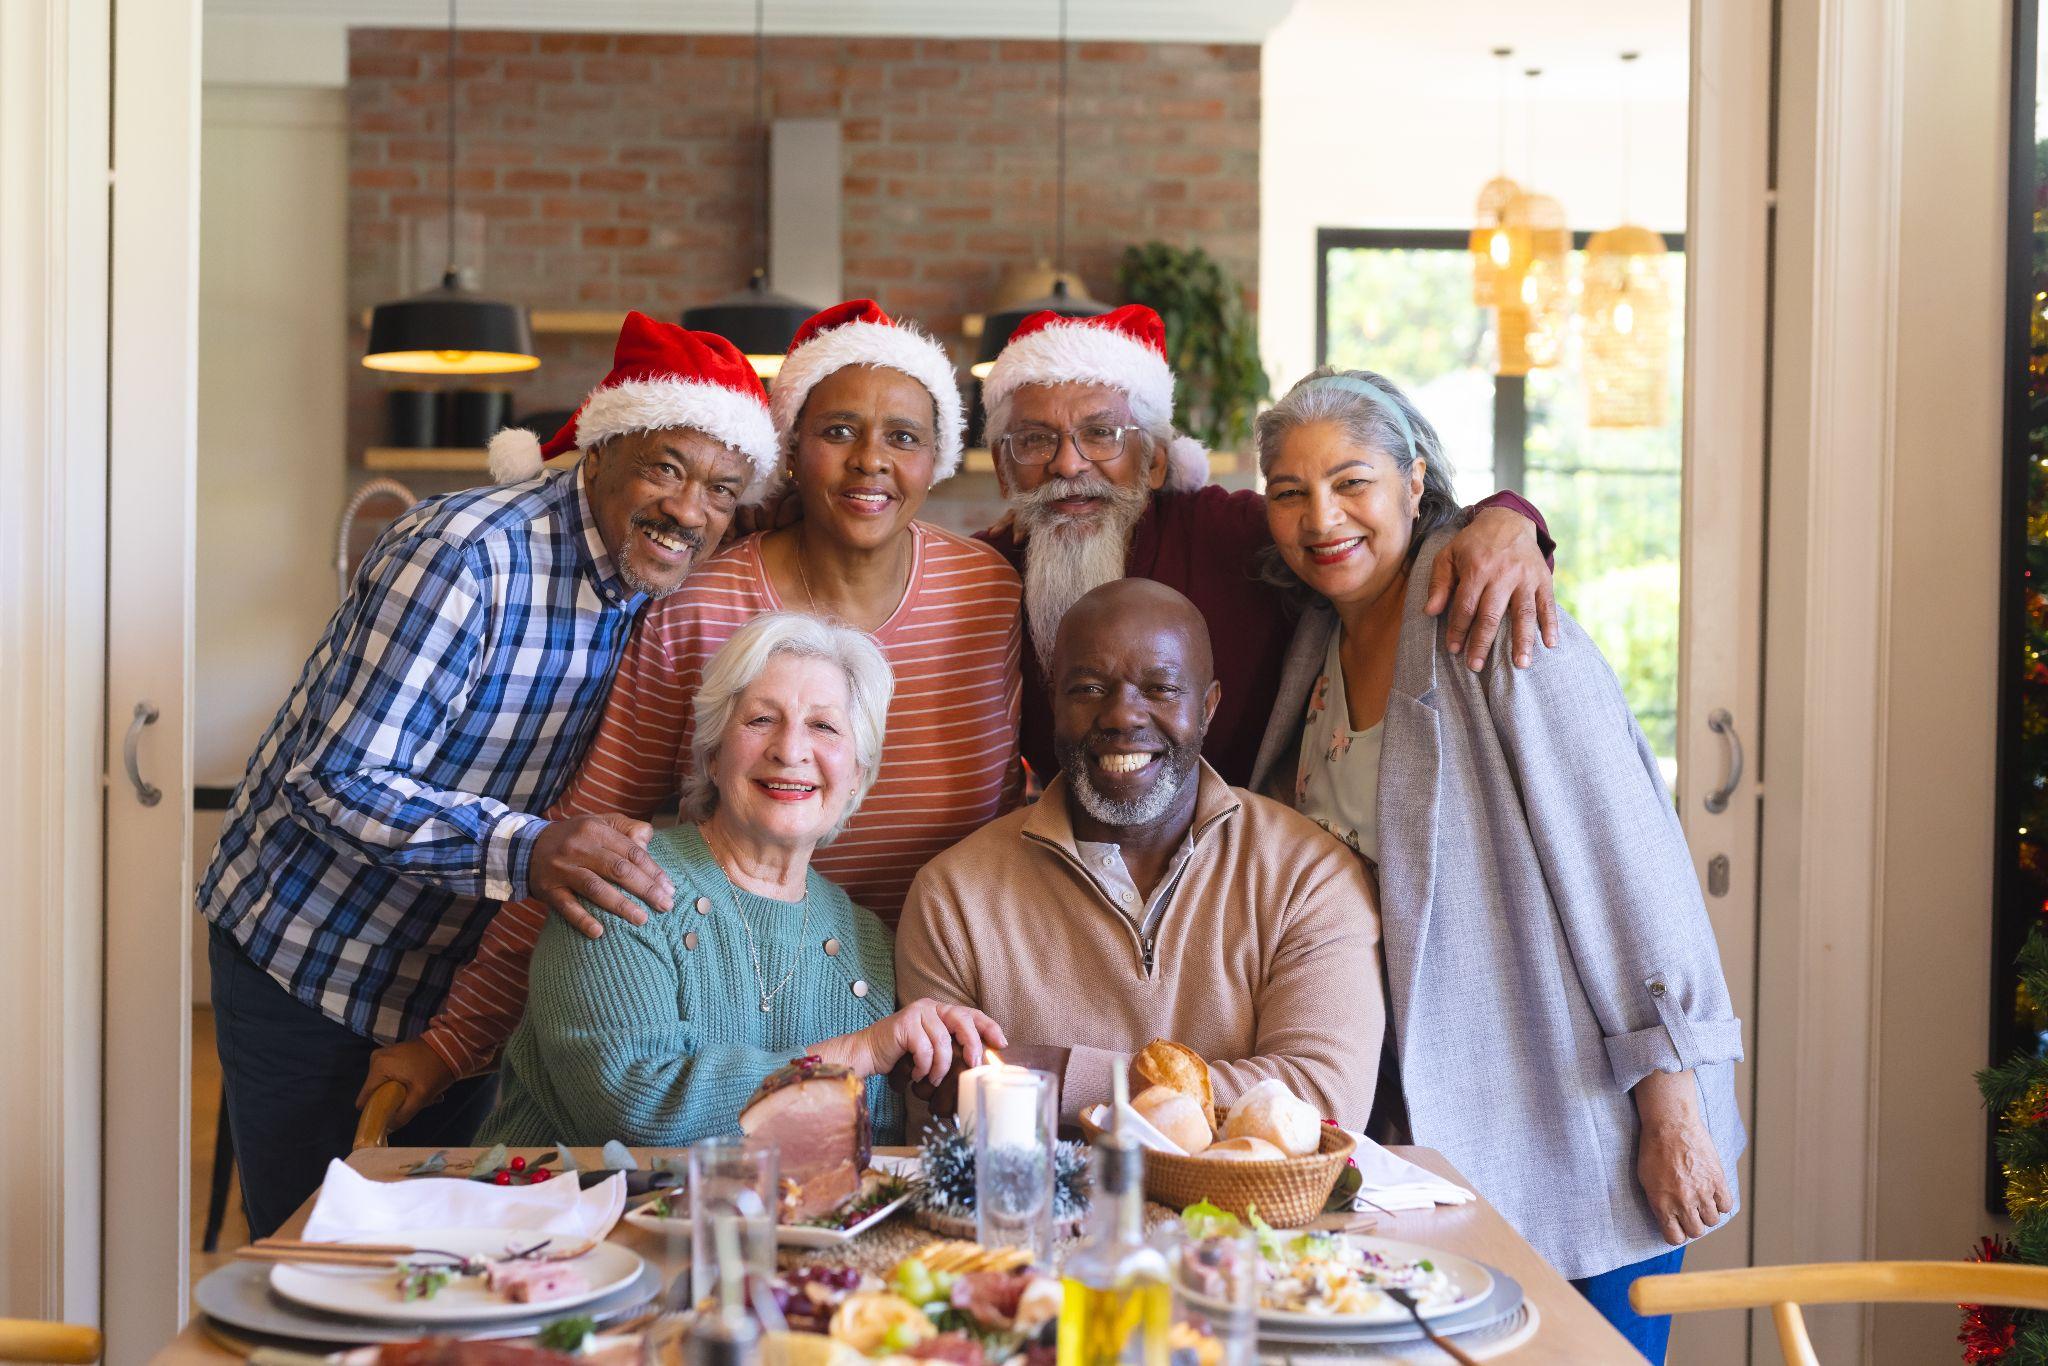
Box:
[346,28,1260,454]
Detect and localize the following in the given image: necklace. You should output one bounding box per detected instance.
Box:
[730,891,810,1014]
[702,824,812,1014]
[794,534,821,611]
[790,530,912,631]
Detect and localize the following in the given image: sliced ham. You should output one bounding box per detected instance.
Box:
[483,1260,590,1304]
[739,1057,871,1222]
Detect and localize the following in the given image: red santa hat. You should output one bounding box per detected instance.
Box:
[487,311,780,500]
[768,299,965,490]
[979,303,1211,491]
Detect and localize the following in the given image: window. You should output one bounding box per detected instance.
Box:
[1317,228,1686,772]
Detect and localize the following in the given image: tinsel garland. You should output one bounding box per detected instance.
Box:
[915,1119,1093,1224]
[1972,919,2048,1362]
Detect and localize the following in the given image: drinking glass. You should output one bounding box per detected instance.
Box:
[971,1065,1057,1263]
[1161,1225,1258,1366]
[686,1135,779,1310]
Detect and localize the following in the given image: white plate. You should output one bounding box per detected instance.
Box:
[623,1183,915,1248]
[1239,1234,1493,1330]
[267,1228,643,1324]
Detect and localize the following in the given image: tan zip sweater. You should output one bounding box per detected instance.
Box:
[896,762,1386,1127]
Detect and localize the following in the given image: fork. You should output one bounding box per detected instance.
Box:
[1385,1286,1482,1366]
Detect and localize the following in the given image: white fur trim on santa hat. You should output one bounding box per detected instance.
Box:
[768,320,965,488]
[488,427,546,484]
[576,375,780,499]
[1162,433,1211,491]
[981,317,1176,434]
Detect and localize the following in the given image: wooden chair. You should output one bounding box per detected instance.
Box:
[1631,1260,2048,1365]
[0,1318,103,1363]
[353,1079,408,1149]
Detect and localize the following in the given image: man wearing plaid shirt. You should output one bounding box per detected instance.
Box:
[198,317,781,1235]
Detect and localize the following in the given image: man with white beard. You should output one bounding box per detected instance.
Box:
[976,304,1557,787]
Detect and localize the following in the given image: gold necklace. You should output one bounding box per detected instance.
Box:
[794,533,821,610]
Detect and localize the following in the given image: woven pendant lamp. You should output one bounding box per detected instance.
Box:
[1580,53,1670,427]
[1470,174,1527,308]
[1468,49,1522,307]
[1582,225,1671,427]
[1508,188,1572,370]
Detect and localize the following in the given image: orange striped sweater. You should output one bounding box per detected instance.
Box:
[419,522,1023,1077]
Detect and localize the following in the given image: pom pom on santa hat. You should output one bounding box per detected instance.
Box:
[767,299,966,492]
[486,311,779,499]
[979,302,1211,491]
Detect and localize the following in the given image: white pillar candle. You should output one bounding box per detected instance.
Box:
[961,1063,1040,1149]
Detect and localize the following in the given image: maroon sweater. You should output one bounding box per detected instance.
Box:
[978,488,1550,787]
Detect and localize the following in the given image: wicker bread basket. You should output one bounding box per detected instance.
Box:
[1078,1112,1356,1228]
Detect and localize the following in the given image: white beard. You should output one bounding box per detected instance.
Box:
[1015,476,1151,667]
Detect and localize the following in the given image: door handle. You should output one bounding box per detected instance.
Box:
[1703,707,1743,814]
[123,700,162,807]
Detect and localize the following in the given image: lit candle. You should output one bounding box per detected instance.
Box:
[960,1060,1039,1149]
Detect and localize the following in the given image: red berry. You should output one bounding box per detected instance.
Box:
[493,1171,513,1186]
[509,1155,527,1172]
[530,1169,550,1181]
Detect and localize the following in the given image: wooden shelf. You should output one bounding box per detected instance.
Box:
[363,445,1240,477]
[355,309,626,336]
[362,446,578,473]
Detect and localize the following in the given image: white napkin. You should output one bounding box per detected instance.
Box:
[1080,1102,1189,1155]
[1340,1132,1475,1212]
[300,1159,626,1242]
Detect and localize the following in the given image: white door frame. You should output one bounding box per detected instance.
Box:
[1750,0,1906,1360]
[1671,0,1774,1358]
[0,0,111,1331]
[104,0,203,1356]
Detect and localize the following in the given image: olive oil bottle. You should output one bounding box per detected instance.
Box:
[1056,1137,1170,1366]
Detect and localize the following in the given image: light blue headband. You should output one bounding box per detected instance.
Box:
[1301,374,1421,465]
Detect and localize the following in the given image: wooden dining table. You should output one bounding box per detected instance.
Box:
[149,1145,1638,1366]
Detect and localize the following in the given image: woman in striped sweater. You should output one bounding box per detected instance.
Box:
[357,300,1022,1125]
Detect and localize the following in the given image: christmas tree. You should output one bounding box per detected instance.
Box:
[1969,136,2048,1366]
[1970,924,2048,1362]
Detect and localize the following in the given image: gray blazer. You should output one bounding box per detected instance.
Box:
[1248,530,1746,1280]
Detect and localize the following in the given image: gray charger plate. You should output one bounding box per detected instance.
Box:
[1251,1268,1524,1346]
[194,1257,664,1347]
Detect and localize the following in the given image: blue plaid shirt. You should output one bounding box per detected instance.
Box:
[198,467,647,1043]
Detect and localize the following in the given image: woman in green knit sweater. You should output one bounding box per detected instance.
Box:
[479,611,1005,1147]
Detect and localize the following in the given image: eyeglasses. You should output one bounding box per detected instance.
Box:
[995,423,1139,467]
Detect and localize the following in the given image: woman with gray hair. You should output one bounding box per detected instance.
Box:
[1246,368,1744,1363]
[477,611,1005,1147]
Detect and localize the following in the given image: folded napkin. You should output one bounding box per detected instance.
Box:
[1079,1102,1188,1155]
[1339,1132,1475,1212]
[301,1159,626,1242]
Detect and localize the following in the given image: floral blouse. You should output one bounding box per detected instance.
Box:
[1295,629,1385,869]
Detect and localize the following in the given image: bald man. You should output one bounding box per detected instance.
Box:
[895,579,1385,1127]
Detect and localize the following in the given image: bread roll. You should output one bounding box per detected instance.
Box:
[1133,1084,1213,1155]
[1133,1039,1214,1126]
[1220,1078,1322,1157]
[1199,1136,1287,1162]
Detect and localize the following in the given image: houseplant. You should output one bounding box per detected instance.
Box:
[1117,241,1270,452]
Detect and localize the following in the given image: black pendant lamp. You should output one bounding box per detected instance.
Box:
[681,0,814,379]
[969,0,1109,380]
[362,0,537,376]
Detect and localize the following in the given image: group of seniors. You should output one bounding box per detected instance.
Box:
[199,297,1742,1364]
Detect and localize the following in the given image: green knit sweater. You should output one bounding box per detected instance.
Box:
[478,824,903,1148]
